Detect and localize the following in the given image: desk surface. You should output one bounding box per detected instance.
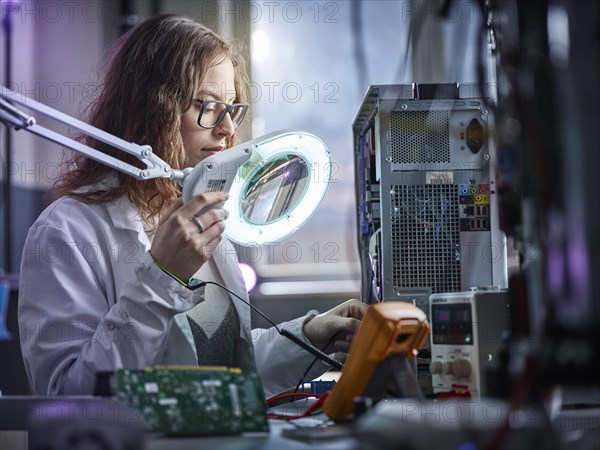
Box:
[149,397,357,450]
[2,395,598,450]
[0,396,358,450]
[149,419,357,450]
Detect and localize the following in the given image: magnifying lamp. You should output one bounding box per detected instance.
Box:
[0,87,332,245]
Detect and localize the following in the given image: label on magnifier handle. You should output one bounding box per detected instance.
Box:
[181,145,253,204]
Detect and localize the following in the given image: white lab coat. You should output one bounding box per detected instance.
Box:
[18,194,328,398]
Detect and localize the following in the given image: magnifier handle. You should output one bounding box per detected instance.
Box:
[181,146,252,204]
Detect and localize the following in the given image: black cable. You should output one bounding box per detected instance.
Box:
[350,0,367,94]
[198,281,344,371]
[439,0,454,18]
[291,330,345,400]
[2,2,16,273]
[394,0,426,83]
[475,0,497,113]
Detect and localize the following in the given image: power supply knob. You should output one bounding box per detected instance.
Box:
[453,359,472,379]
[443,361,454,375]
[429,361,443,374]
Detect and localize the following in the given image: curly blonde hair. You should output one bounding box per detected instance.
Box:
[49,14,249,226]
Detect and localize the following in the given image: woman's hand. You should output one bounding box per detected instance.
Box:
[149,191,229,281]
[302,299,368,353]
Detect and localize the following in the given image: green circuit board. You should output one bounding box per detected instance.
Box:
[115,367,269,435]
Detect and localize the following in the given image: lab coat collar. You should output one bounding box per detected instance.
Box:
[81,173,149,244]
[105,194,143,230]
[105,194,151,249]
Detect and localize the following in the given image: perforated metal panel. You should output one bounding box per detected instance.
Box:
[390,110,450,164]
[390,184,461,293]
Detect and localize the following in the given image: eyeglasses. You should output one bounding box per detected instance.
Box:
[193,99,249,129]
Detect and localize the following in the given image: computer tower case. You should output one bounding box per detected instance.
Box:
[354,83,507,306]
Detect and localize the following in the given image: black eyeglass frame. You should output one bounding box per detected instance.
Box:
[193,99,249,130]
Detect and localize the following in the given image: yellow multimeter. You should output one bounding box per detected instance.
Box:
[322,302,430,421]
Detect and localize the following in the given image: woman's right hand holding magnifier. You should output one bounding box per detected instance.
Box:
[149,191,229,282]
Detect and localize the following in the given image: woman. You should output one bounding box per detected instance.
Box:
[18,14,366,398]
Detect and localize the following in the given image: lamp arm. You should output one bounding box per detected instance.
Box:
[0,87,184,182]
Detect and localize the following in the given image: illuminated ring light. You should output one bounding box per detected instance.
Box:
[224,129,331,245]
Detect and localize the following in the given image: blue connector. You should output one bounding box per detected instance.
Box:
[311,380,336,395]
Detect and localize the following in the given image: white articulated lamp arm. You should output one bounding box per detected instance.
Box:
[0,87,185,182]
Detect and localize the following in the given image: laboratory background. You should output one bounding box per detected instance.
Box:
[0,1,599,449]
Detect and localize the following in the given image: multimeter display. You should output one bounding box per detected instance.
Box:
[431,303,473,345]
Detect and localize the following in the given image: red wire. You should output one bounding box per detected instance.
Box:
[266,392,321,406]
[267,391,331,421]
[300,391,330,417]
